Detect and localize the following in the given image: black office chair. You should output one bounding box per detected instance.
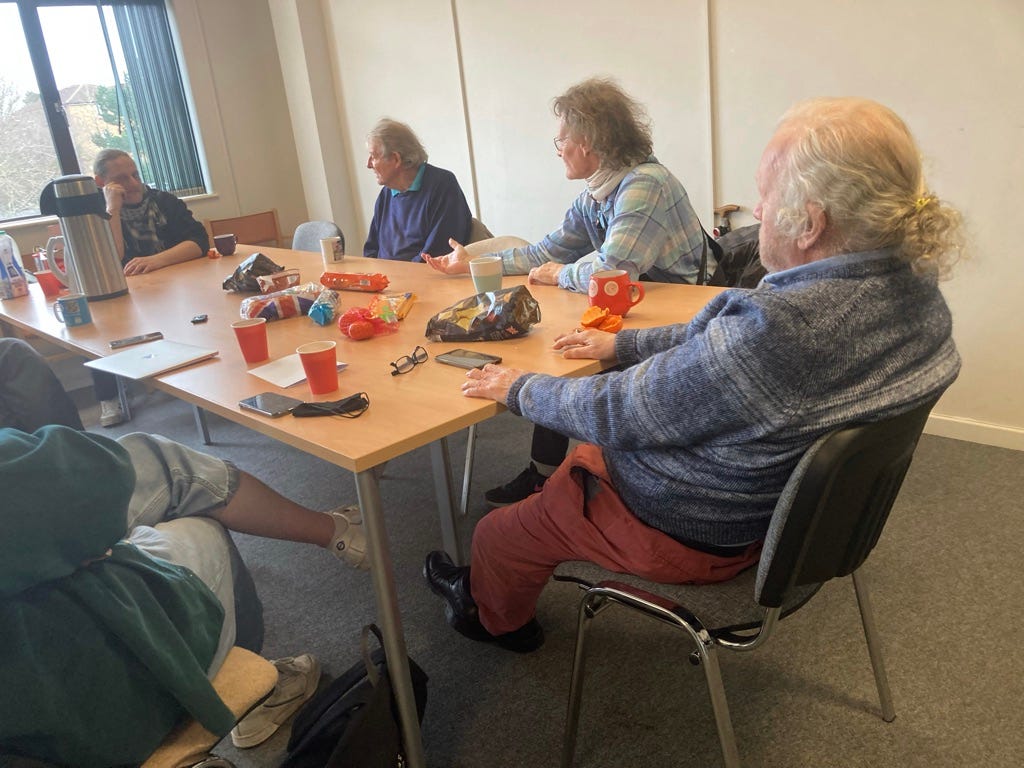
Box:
[553,398,938,768]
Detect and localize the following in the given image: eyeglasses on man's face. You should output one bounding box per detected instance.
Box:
[553,135,569,152]
[391,345,429,376]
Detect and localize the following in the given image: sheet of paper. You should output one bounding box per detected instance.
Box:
[247,354,347,388]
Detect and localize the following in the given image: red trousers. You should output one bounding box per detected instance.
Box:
[470,444,762,634]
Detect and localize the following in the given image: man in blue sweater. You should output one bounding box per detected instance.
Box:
[363,118,471,261]
[424,97,964,652]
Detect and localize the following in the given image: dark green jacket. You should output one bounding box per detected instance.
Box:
[0,427,233,767]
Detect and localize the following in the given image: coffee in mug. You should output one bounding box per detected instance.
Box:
[588,270,645,317]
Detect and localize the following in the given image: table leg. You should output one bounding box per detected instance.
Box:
[430,436,464,565]
[355,468,426,768]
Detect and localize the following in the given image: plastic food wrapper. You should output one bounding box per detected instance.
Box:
[425,285,541,343]
[337,303,399,339]
[256,268,301,293]
[239,282,323,321]
[368,292,416,321]
[319,271,390,292]
[308,288,341,327]
[579,305,623,333]
[222,253,285,292]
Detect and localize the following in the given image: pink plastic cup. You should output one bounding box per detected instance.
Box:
[297,340,338,395]
[232,318,269,363]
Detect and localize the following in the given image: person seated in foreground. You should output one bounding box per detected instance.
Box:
[425,77,716,507]
[0,337,83,432]
[91,148,211,427]
[0,426,367,765]
[363,118,472,261]
[424,97,964,652]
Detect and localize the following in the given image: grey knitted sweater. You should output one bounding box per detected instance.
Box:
[508,249,961,546]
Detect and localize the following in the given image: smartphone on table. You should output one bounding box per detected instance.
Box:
[239,392,303,418]
[435,349,503,369]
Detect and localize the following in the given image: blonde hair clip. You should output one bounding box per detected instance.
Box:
[914,196,933,212]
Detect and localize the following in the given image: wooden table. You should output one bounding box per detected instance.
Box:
[0,246,724,766]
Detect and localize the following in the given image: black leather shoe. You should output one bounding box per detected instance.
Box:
[423,551,545,653]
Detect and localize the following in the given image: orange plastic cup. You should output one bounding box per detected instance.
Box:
[34,270,64,298]
[297,340,338,395]
[232,318,269,363]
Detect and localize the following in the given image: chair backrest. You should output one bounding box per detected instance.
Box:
[755,398,937,608]
[467,217,494,244]
[708,224,766,288]
[292,220,343,253]
[206,209,282,248]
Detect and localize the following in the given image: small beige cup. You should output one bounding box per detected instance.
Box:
[469,256,503,293]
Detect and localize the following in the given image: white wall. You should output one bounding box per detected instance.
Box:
[5,0,307,254]
[709,0,1024,449]
[269,0,1022,449]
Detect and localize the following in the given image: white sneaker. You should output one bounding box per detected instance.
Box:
[99,398,125,427]
[330,505,369,570]
[230,654,320,749]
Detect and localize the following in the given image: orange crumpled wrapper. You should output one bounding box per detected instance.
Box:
[580,305,623,333]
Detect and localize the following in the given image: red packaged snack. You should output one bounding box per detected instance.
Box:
[320,271,390,292]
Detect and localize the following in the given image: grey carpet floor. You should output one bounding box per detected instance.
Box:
[81,380,1023,767]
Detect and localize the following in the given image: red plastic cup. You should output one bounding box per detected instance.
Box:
[232,318,269,363]
[34,270,64,298]
[297,340,338,395]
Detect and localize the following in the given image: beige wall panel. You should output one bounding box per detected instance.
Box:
[710,0,1024,446]
[173,0,307,237]
[326,0,473,250]
[454,0,713,242]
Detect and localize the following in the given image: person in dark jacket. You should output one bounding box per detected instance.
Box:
[90,148,211,426]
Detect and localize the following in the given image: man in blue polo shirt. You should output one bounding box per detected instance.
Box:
[363,118,472,261]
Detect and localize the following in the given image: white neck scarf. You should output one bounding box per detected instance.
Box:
[586,165,634,202]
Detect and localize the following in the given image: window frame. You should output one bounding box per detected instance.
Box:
[4,0,205,223]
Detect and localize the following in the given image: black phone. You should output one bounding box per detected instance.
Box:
[238,392,303,418]
[435,349,503,369]
[109,331,163,349]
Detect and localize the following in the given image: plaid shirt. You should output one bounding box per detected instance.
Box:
[496,157,710,292]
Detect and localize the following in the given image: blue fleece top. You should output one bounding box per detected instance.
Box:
[507,250,961,546]
[364,163,472,261]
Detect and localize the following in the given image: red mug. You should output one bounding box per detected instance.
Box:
[588,270,645,317]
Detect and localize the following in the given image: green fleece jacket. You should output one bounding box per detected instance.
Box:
[0,426,233,767]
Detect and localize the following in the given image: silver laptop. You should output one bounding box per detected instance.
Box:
[84,339,219,380]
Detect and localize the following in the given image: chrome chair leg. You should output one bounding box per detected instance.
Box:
[116,375,132,421]
[561,592,604,768]
[852,569,896,722]
[460,425,477,516]
[694,641,741,768]
[193,405,211,445]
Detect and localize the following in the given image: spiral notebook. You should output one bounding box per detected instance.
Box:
[84,339,219,380]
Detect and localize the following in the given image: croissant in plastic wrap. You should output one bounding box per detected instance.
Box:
[239,282,324,321]
[425,285,541,342]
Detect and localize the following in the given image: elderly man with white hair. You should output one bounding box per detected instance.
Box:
[424,97,964,653]
[363,118,472,261]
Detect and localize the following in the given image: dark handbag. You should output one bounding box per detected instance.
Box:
[281,624,428,768]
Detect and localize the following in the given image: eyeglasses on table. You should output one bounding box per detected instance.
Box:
[391,345,429,376]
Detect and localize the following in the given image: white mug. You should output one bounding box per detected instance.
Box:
[320,236,344,271]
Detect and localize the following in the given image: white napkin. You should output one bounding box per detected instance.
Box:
[247,353,347,387]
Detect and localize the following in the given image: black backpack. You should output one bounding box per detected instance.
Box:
[281,625,428,768]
